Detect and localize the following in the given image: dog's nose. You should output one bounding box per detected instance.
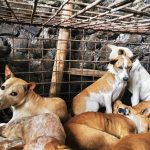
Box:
[123,77,128,81]
[118,108,124,114]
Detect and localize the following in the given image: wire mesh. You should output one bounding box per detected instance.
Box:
[0,26,150,108]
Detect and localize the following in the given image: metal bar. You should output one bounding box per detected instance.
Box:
[31,0,38,24]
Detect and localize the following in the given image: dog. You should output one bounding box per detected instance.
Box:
[0,65,68,122]
[108,44,150,106]
[24,136,71,150]
[65,112,136,150]
[113,100,150,133]
[112,132,150,150]
[114,100,150,116]
[72,50,132,115]
[0,113,68,150]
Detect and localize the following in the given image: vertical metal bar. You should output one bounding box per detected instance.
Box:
[31,0,38,24]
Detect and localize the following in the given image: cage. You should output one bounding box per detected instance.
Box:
[0,0,150,122]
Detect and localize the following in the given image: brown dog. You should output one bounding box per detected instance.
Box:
[113,100,150,133]
[0,65,68,122]
[65,112,136,150]
[0,113,67,150]
[112,132,150,150]
[113,100,150,116]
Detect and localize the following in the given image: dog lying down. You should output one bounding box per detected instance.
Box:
[65,112,136,150]
[0,65,68,122]
[0,113,70,150]
[112,132,150,150]
[113,100,150,133]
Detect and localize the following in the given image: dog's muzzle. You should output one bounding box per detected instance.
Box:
[118,107,129,115]
[123,77,129,81]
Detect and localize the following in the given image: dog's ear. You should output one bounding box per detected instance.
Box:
[118,49,125,55]
[107,44,118,50]
[115,100,123,105]
[24,82,36,91]
[109,59,117,65]
[5,65,14,80]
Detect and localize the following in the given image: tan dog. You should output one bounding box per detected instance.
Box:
[65,112,136,150]
[113,100,150,133]
[0,113,67,150]
[114,100,150,116]
[112,132,150,150]
[0,65,68,122]
[72,53,132,115]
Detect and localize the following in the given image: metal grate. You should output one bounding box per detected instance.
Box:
[0,0,150,34]
[0,0,150,111]
[0,27,150,107]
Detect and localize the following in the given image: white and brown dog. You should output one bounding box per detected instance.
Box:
[72,51,132,115]
[0,65,68,122]
[108,44,150,106]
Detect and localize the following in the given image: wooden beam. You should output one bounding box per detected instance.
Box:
[66,68,106,77]
[49,0,74,97]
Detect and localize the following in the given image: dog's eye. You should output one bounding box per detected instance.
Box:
[0,86,5,90]
[10,92,18,96]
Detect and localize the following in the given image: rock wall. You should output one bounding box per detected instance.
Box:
[0,0,150,122]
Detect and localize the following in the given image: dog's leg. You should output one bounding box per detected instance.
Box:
[131,87,140,106]
[86,100,99,112]
[104,95,112,113]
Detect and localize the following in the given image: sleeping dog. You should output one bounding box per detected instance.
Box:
[65,112,136,150]
[0,65,68,122]
[0,113,68,150]
[113,100,150,133]
[72,50,132,115]
[108,44,150,106]
[112,132,150,150]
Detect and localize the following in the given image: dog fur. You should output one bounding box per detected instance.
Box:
[113,100,150,133]
[0,65,68,122]
[72,54,132,115]
[114,100,150,116]
[65,112,136,150]
[0,113,67,150]
[108,44,150,106]
[24,136,71,150]
[112,132,150,150]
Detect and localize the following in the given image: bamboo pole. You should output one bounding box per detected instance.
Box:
[49,0,73,97]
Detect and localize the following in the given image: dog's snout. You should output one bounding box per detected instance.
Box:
[118,108,124,114]
[123,77,129,81]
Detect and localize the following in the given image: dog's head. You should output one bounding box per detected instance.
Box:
[108,44,147,63]
[0,65,36,109]
[113,100,150,133]
[108,53,132,82]
[113,100,132,115]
